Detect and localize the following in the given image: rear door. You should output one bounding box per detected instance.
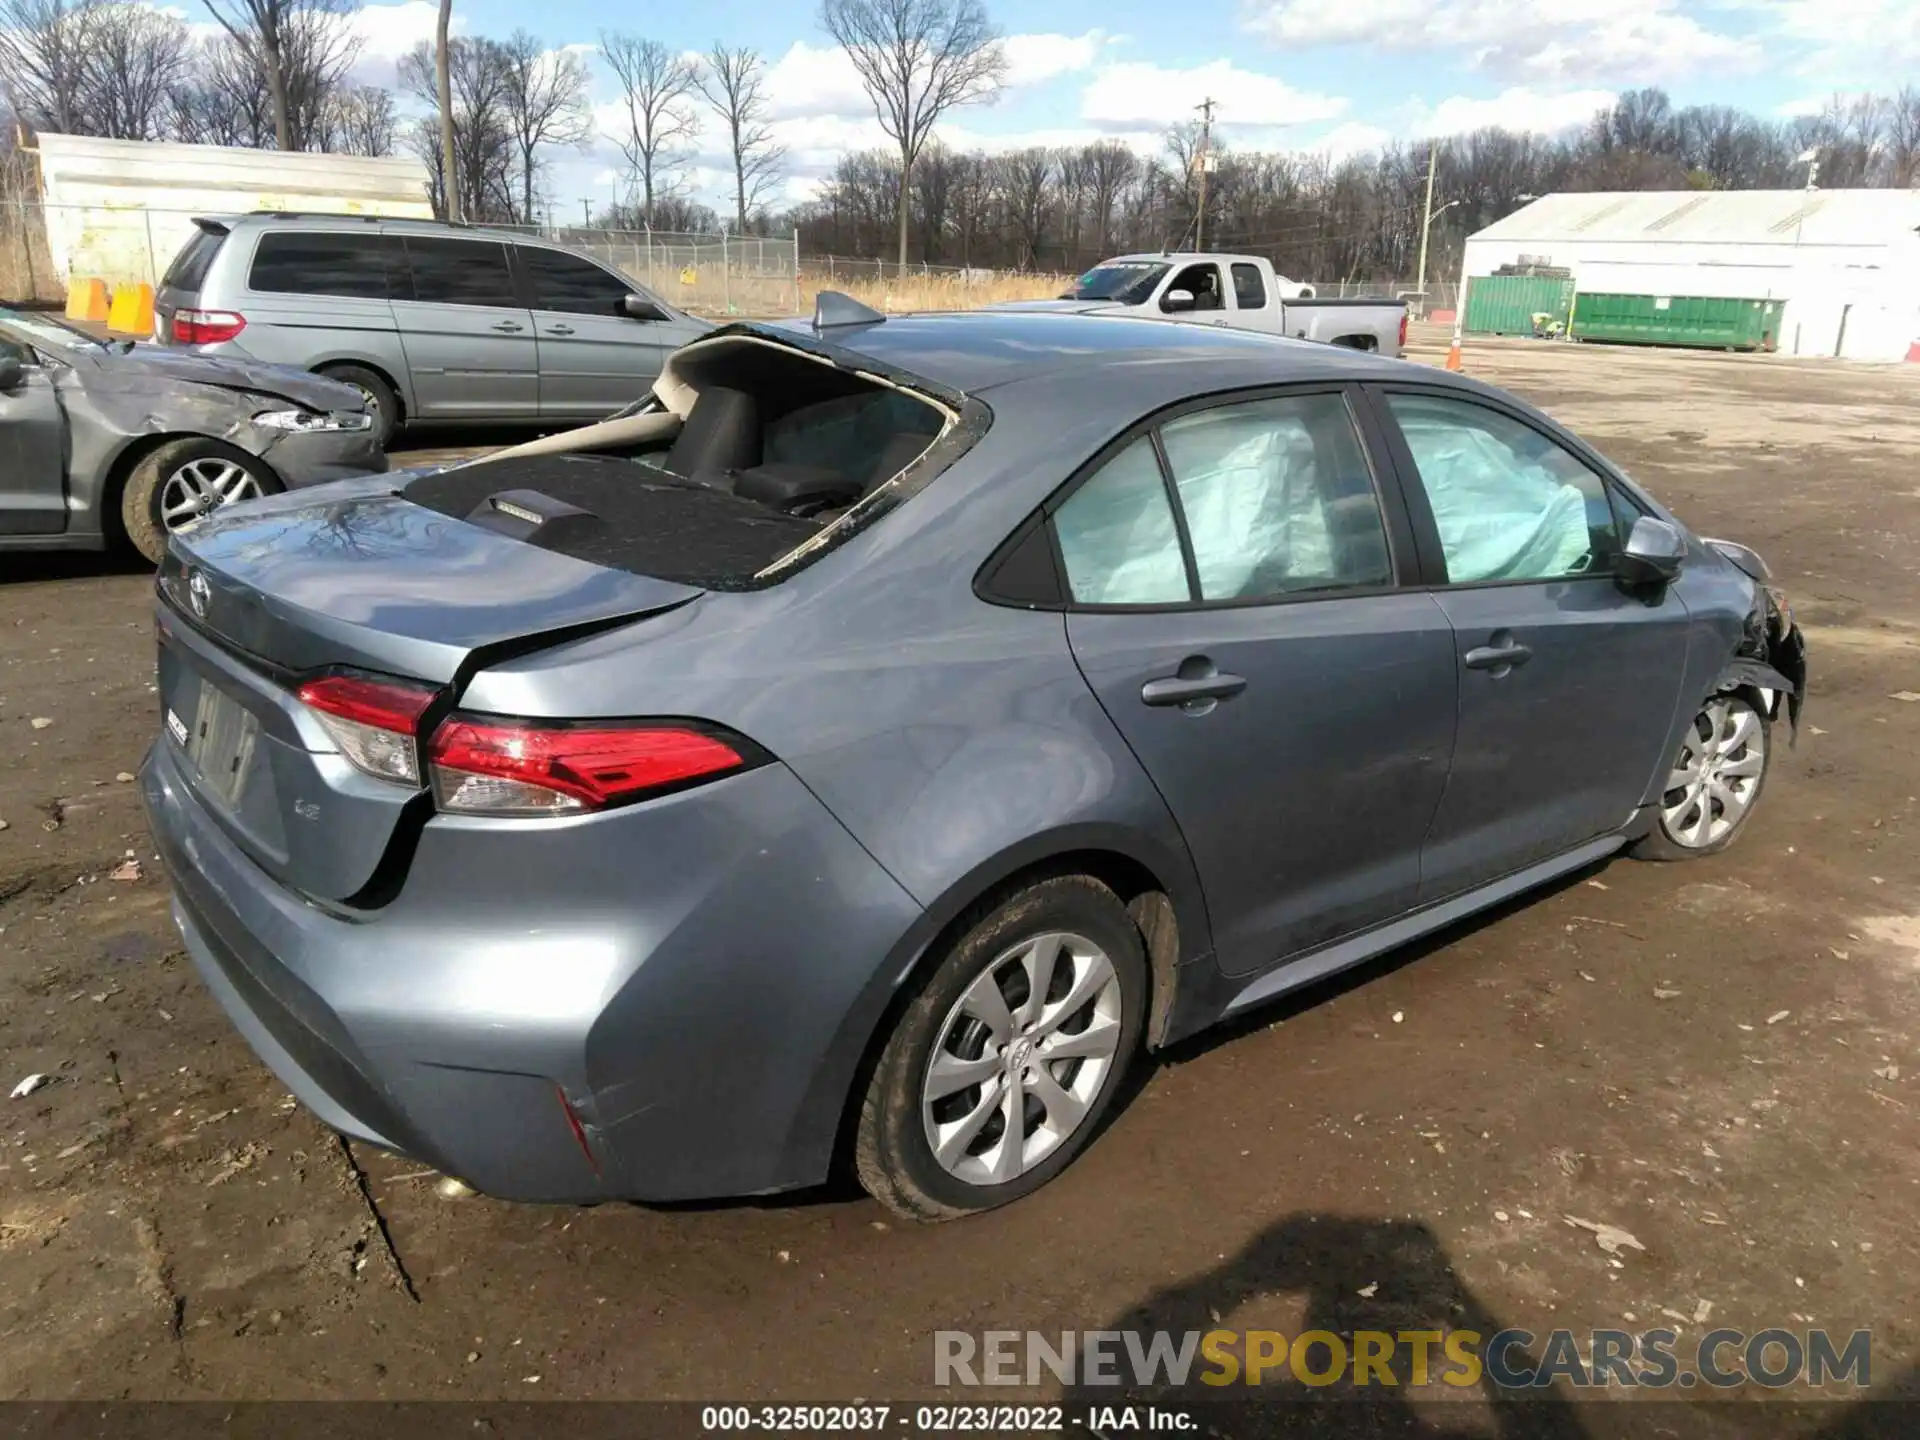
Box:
[393,235,539,420]
[515,244,670,419]
[0,335,67,534]
[1061,387,1457,977]
[1367,386,1693,900]
[237,228,402,367]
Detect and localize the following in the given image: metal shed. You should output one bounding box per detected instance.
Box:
[1460,189,1920,362]
[29,133,433,290]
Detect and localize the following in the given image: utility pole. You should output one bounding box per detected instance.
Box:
[581,198,592,227]
[1193,97,1216,251]
[1415,143,1437,319]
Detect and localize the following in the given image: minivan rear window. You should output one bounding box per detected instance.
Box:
[249,231,397,299]
[162,227,226,292]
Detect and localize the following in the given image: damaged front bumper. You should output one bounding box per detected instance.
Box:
[1708,538,1807,743]
[248,424,389,488]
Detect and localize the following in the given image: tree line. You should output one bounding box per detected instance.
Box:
[0,0,398,156]
[789,85,1920,282]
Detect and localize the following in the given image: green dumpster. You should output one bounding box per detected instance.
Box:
[1569,294,1785,351]
[1464,275,1576,336]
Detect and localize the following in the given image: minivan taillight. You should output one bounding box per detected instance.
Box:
[1398,311,1409,350]
[426,716,751,816]
[297,673,439,785]
[171,308,247,344]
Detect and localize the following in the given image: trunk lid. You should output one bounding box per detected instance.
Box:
[155,478,701,902]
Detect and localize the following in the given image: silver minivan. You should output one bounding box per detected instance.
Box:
[154,215,711,442]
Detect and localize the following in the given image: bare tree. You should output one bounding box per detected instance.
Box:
[1080,139,1136,255]
[434,0,456,218]
[1885,86,1920,188]
[321,84,396,155]
[0,0,99,134]
[599,32,699,228]
[694,43,783,232]
[401,36,514,219]
[497,31,590,226]
[819,0,1004,267]
[200,0,357,151]
[996,146,1050,269]
[84,3,189,140]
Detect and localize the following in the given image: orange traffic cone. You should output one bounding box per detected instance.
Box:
[1444,338,1463,372]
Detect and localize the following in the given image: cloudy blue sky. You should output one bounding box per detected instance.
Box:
[203,0,1916,218]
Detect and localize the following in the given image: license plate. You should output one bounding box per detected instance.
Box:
[177,684,259,808]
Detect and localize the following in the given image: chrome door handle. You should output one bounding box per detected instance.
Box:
[546,324,575,336]
[1141,672,1247,706]
[491,320,525,333]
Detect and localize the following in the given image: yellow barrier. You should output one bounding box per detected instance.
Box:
[106,282,155,338]
[64,277,110,323]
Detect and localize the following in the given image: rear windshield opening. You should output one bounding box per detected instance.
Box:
[404,335,956,589]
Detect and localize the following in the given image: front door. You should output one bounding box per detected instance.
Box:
[0,338,67,534]
[1060,389,1457,977]
[516,245,672,420]
[392,235,539,420]
[1370,388,1693,901]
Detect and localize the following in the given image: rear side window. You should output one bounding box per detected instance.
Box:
[248,231,395,299]
[403,237,518,307]
[1053,438,1190,605]
[521,247,633,315]
[162,228,225,291]
[1159,394,1390,600]
[1231,263,1267,310]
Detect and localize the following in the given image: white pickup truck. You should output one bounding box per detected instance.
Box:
[996,252,1408,357]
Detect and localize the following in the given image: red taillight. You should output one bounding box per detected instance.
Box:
[297,673,439,786]
[170,308,247,344]
[1398,311,1409,350]
[426,716,748,816]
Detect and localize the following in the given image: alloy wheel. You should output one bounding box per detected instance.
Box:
[1660,696,1766,849]
[920,931,1124,1187]
[159,457,262,531]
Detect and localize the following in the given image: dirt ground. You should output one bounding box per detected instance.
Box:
[4,332,1920,1432]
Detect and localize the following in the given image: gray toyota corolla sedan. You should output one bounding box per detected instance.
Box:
[142,303,1805,1220]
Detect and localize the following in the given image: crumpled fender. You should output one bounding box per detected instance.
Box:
[1714,589,1807,746]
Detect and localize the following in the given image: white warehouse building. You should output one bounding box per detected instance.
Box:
[1460,189,1920,362]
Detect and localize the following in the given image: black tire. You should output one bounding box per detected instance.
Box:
[1630,689,1774,861]
[119,438,283,566]
[855,875,1148,1221]
[318,363,399,446]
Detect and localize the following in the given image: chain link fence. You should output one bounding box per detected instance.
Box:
[2,199,1448,319]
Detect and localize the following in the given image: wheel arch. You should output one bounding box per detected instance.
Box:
[797,830,1205,1190]
[312,357,407,424]
[97,432,276,550]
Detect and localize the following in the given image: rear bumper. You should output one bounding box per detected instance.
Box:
[141,738,924,1202]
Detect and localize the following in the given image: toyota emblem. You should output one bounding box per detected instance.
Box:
[187,569,211,620]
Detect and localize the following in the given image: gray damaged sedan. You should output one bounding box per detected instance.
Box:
[141,302,1806,1219]
[0,306,384,564]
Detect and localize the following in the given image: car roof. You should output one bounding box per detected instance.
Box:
[197,213,544,246]
[746,309,1413,398]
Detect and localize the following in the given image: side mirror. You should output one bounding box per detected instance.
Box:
[1161,288,1195,313]
[621,293,669,323]
[1618,515,1686,588]
[0,354,22,392]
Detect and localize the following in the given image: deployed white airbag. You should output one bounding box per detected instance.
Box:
[1396,417,1592,582]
